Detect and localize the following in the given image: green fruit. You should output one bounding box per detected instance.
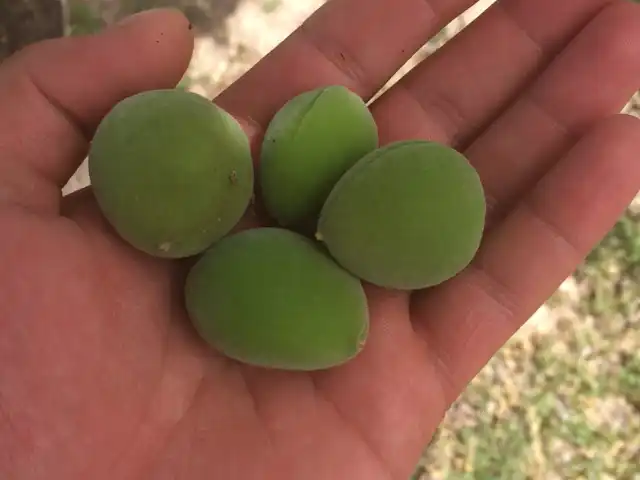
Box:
[184,227,369,371]
[88,89,254,258]
[316,140,486,290]
[259,85,378,229]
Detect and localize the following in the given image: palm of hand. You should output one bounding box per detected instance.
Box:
[3,196,433,479]
[1,1,639,479]
[3,192,433,479]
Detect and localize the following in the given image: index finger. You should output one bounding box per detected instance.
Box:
[216,0,481,128]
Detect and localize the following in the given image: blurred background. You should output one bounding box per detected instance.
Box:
[1,1,639,478]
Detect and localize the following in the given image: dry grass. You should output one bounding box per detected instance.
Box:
[415,277,640,479]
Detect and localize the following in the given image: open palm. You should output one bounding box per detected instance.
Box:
[1,1,639,479]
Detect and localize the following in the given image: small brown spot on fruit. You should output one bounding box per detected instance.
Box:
[229,170,238,184]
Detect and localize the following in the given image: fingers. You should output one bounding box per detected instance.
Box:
[215,0,478,129]
[412,113,640,402]
[0,9,193,213]
[408,0,640,401]
[467,0,640,226]
[371,0,614,145]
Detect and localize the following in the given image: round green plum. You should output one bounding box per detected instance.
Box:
[259,85,378,229]
[316,140,486,290]
[184,227,369,371]
[88,88,254,258]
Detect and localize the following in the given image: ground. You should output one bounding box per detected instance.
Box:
[57,1,640,478]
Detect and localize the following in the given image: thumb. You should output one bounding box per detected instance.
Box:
[0,8,194,213]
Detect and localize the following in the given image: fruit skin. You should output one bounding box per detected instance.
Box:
[184,227,369,371]
[259,85,378,229]
[88,89,254,258]
[316,140,486,290]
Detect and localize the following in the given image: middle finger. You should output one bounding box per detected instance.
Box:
[371,0,613,146]
[467,1,640,227]
[215,0,479,129]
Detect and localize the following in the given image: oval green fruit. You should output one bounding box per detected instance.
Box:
[88,89,254,258]
[316,140,486,290]
[184,227,369,371]
[259,85,378,229]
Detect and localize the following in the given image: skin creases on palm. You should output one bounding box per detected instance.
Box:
[0,193,430,479]
[0,1,639,479]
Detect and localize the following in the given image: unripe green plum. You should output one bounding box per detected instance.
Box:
[184,227,369,371]
[316,140,486,290]
[88,89,254,258]
[259,85,378,229]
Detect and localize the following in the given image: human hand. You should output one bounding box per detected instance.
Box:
[1,1,638,479]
